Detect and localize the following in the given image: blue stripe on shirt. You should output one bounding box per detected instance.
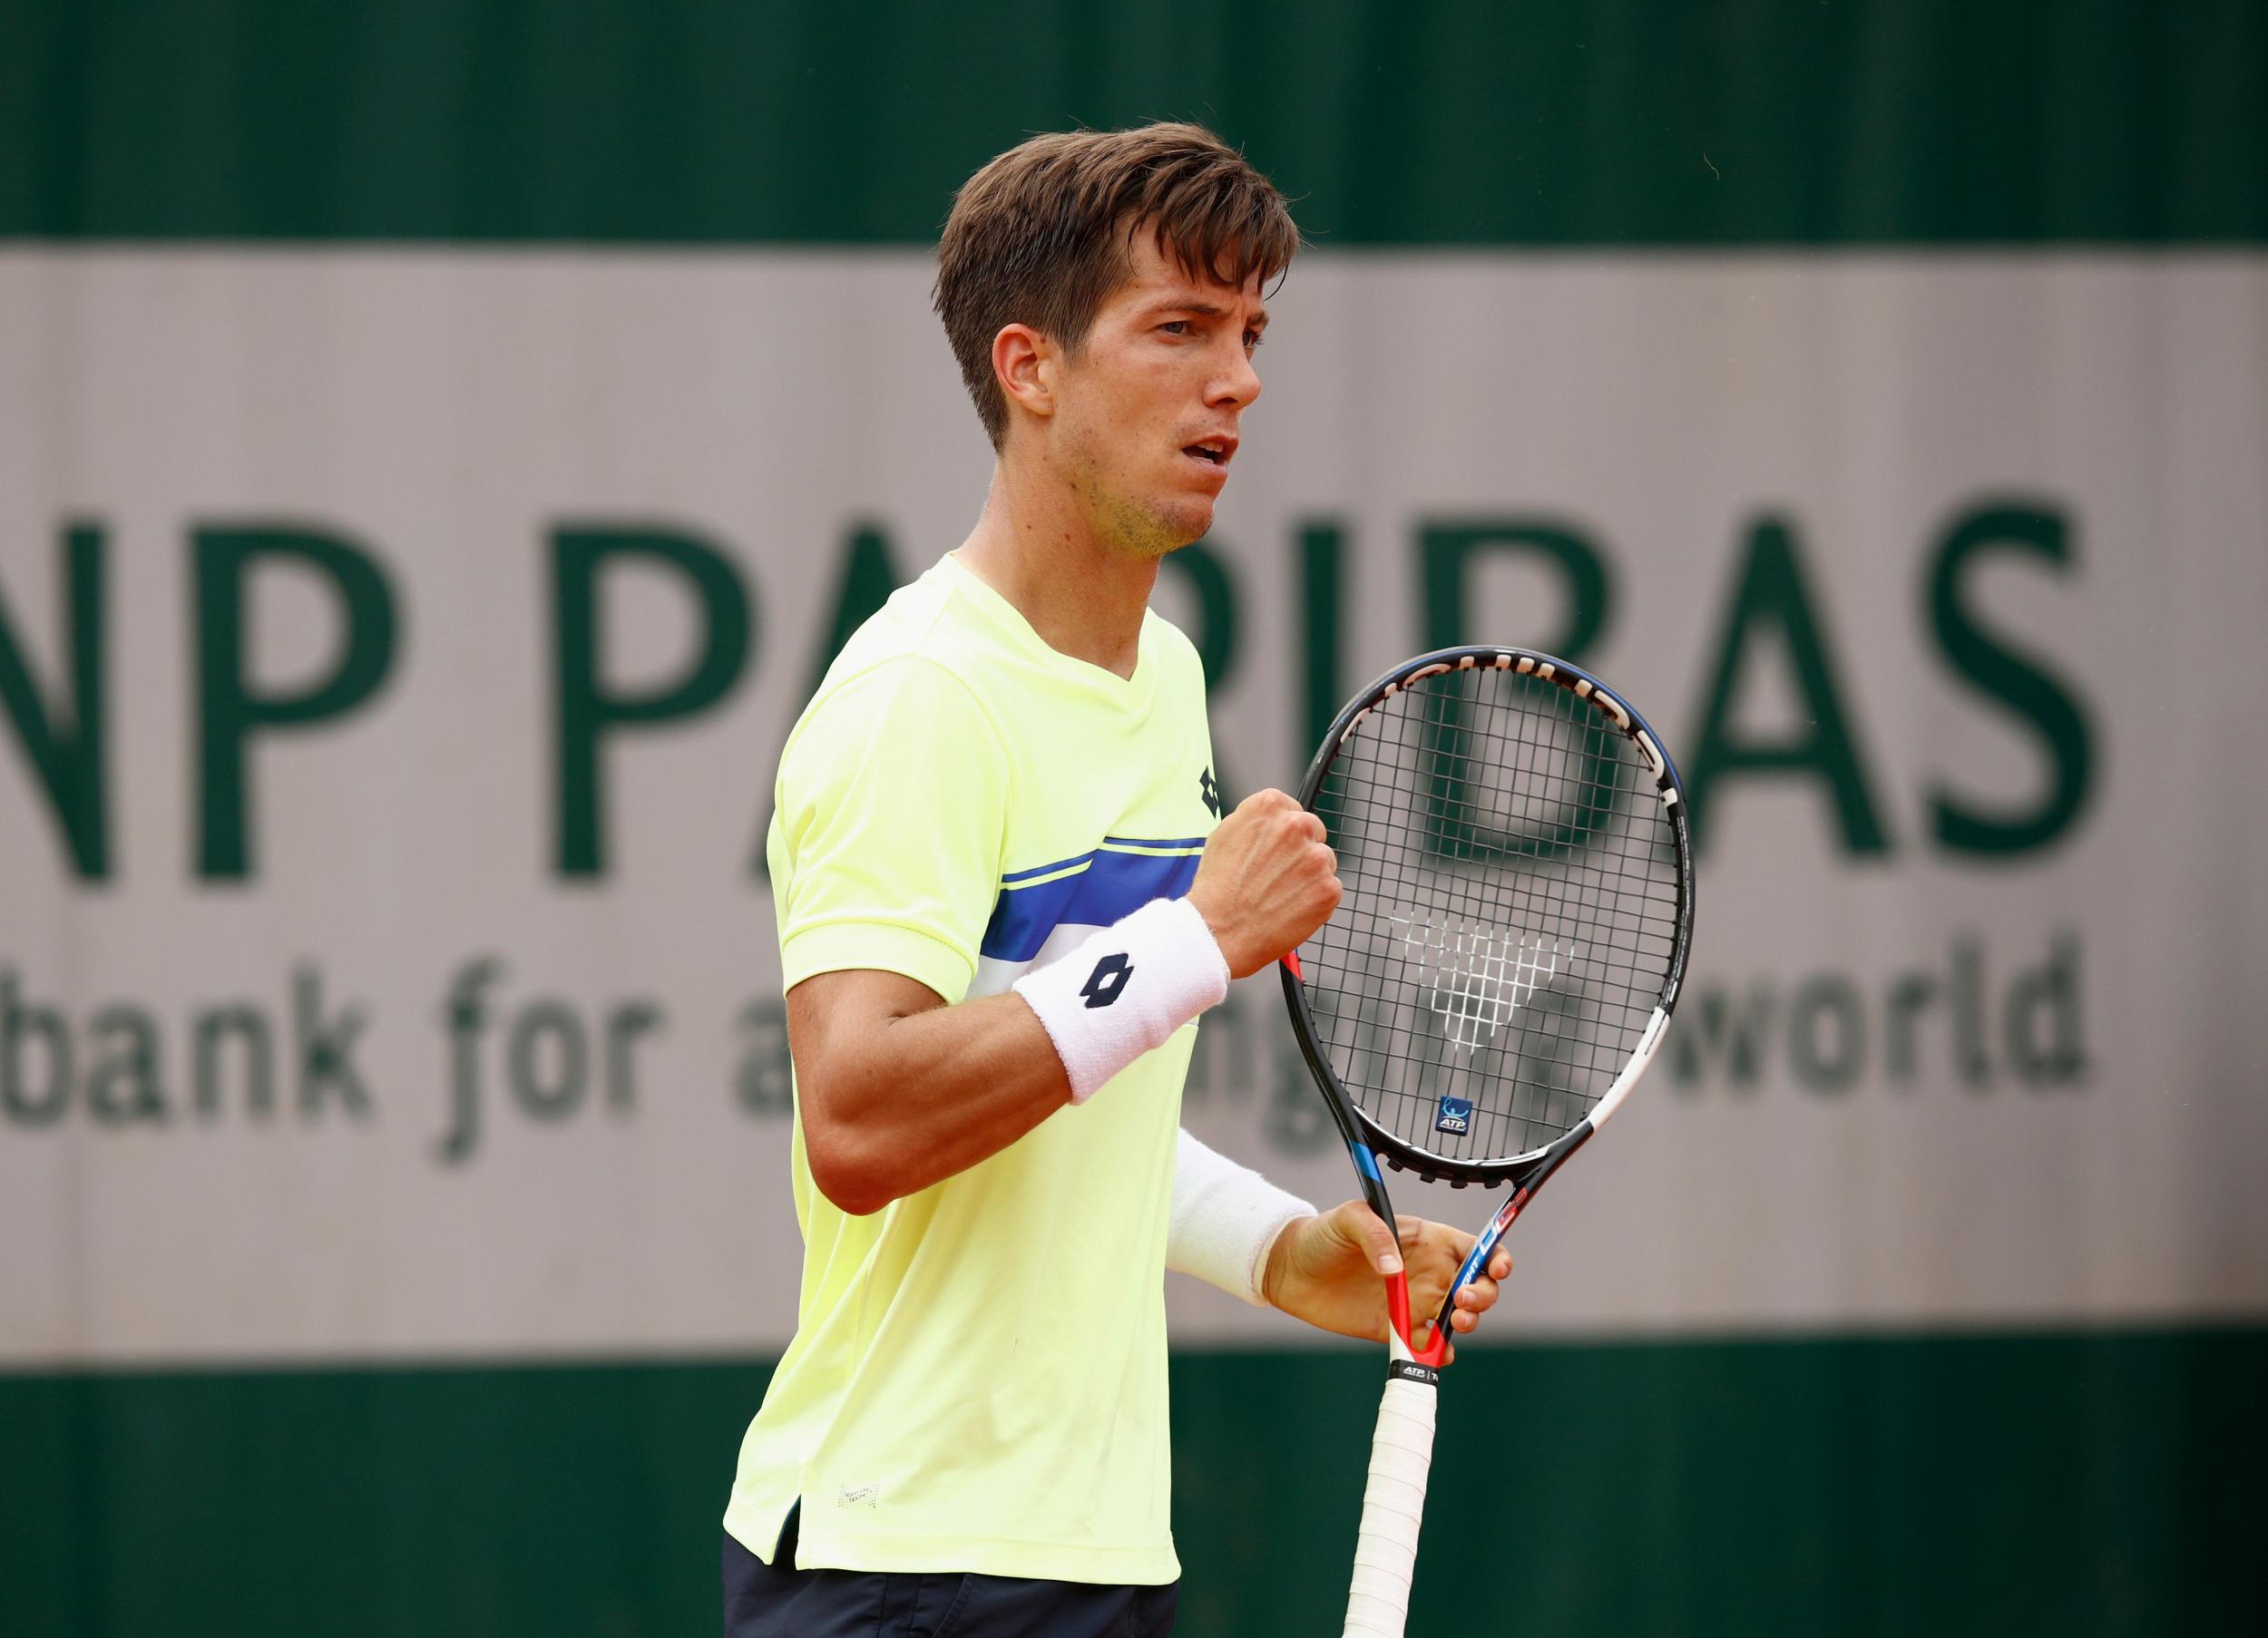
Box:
[980,843,1203,963]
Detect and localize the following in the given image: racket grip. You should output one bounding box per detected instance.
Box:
[1342,1370,1439,1637]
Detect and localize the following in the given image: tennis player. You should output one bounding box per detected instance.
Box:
[721,122,1513,1636]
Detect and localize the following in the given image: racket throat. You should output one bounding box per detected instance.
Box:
[1383,1269,1452,1370]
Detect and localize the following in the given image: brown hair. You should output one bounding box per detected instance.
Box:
[934,122,1301,448]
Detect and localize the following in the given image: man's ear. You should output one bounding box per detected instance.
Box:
[992,323,1056,422]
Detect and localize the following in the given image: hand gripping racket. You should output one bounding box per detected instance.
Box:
[1279,646,1696,1638]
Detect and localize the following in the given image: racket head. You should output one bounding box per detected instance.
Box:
[1283,645,1695,1187]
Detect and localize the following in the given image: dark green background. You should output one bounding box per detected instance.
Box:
[2,0,2263,245]
[5,1330,2263,1636]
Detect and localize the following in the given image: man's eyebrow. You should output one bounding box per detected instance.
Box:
[1152,297,1270,330]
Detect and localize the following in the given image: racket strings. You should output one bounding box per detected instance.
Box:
[1304,668,1682,1165]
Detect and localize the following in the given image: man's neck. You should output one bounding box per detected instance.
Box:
[955,459,1161,681]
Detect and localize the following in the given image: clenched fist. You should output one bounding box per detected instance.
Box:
[1186,789,1342,978]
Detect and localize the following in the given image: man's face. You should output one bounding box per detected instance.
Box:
[1045,232,1269,557]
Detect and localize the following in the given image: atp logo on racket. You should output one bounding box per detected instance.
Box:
[1387,911,1560,1053]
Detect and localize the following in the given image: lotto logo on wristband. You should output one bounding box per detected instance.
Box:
[1080,953,1134,1009]
[1012,897,1227,1104]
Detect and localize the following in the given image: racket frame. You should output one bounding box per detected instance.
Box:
[1279,641,1695,1362]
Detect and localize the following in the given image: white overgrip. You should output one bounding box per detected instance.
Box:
[1343,1374,1439,1638]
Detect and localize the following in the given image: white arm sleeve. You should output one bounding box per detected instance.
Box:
[1168,1126,1317,1308]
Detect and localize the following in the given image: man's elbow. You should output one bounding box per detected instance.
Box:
[803,1115,900,1218]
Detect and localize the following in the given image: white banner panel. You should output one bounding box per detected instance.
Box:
[2,250,2263,1361]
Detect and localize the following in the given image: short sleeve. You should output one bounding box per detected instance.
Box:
[771,658,1010,1004]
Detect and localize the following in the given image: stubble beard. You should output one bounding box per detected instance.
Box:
[1062,424,1212,561]
[1099,488,1208,560]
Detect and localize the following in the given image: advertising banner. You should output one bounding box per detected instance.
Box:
[5,250,2264,1361]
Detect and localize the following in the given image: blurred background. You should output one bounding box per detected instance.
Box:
[3,3,2264,1633]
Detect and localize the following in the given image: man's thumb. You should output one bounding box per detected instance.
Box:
[1343,1202,1403,1276]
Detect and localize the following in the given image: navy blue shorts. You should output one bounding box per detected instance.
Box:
[721,1506,1179,1637]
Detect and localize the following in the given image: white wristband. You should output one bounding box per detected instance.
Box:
[1012,895,1229,1104]
[1169,1128,1317,1307]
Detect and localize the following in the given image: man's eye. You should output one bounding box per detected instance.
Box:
[1159,320,1191,336]
[1244,331,1265,351]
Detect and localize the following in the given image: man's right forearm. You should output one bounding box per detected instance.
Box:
[788,973,1072,1215]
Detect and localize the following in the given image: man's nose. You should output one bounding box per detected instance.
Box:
[1211,346,1262,409]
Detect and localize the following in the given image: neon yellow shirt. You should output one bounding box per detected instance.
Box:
[723,551,1220,1584]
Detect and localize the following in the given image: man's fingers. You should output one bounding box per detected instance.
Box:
[1397,1214,1471,1256]
[1383,1217,1513,1334]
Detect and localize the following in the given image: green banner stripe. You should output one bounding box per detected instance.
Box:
[3,0,2263,246]
[3,1325,2262,1636]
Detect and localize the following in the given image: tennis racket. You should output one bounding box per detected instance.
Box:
[1278,645,1696,1638]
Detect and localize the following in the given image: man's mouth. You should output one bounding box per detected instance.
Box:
[1181,435,1237,467]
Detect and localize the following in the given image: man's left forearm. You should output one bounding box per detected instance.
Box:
[1167,1127,1315,1306]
